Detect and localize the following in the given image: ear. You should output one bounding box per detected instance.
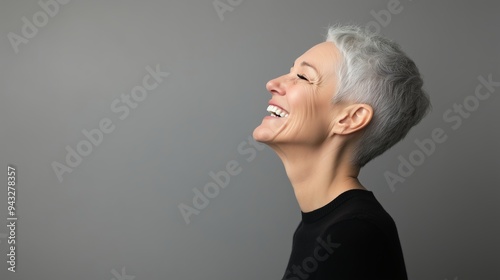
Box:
[329,103,373,136]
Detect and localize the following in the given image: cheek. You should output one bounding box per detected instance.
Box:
[281,88,329,140]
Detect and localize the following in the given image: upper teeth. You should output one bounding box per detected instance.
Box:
[267,105,289,117]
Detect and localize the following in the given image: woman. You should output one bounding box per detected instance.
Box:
[253,25,430,279]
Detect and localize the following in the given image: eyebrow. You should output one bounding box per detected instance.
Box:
[292,61,318,74]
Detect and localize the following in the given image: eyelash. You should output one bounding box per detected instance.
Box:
[297,74,309,81]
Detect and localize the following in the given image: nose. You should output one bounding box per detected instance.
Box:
[266,75,286,96]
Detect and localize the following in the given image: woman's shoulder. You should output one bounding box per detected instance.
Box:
[319,190,400,240]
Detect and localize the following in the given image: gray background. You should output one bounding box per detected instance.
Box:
[1,0,499,279]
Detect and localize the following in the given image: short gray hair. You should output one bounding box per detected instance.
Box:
[326,25,431,167]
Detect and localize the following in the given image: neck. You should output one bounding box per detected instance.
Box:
[270,139,365,213]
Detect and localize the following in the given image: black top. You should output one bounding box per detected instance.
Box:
[281,189,407,280]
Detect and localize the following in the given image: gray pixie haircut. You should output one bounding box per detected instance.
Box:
[325,25,431,167]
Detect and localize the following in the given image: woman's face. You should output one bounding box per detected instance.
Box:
[253,41,342,146]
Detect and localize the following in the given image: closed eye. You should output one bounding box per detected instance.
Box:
[297,74,309,81]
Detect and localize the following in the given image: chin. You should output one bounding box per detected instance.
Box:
[252,126,270,143]
[253,115,290,142]
[252,123,280,144]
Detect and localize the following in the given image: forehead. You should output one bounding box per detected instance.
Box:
[295,41,340,71]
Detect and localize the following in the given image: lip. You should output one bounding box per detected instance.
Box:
[264,115,280,120]
[268,101,289,114]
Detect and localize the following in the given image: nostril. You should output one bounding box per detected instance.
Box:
[267,76,287,96]
[266,80,276,91]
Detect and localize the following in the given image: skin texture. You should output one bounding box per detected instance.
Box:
[253,42,374,213]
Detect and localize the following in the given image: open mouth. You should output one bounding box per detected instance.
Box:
[267,105,289,118]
